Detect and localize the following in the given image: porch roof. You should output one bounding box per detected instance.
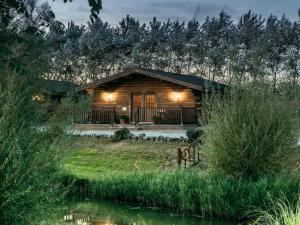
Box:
[77,68,227,92]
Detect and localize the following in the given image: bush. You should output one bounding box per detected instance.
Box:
[201,83,299,179]
[112,128,132,142]
[0,77,65,225]
[186,127,203,142]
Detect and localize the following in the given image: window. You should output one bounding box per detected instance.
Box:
[145,95,155,107]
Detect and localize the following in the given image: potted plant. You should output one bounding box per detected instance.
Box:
[152,115,161,124]
[119,115,129,124]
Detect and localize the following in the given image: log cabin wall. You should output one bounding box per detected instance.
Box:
[86,73,202,122]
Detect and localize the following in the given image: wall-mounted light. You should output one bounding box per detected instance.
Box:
[174,92,181,102]
[107,93,113,102]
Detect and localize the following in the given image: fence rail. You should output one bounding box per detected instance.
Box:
[134,107,196,124]
[74,106,115,124]
[178,138,202,168]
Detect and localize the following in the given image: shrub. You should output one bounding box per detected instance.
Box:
[112,128,132,142]
[201,83,299,179]
[186,127,203,142]
[0,77,65,225]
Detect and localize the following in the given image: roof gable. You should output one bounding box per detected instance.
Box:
[78,68,227,91]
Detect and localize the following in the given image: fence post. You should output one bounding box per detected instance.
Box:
[180,107,183,125]
[177,148,182,167]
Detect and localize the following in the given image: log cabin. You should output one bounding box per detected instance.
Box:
[76,68,226,125]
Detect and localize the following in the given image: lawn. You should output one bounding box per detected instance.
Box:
[61,137,186,179]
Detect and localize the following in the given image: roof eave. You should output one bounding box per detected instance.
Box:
[77,69,214,92]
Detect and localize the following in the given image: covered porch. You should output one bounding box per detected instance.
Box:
[74,106,197,125]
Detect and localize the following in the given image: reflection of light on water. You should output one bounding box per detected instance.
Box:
[64,214,116,225]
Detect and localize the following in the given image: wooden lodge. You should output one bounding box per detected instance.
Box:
[76,68,226,125]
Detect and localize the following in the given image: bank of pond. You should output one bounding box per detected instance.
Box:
[61,170,300,223]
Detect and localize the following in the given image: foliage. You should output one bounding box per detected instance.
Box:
[44,11,300,88]
[56,92,93,124]
[112,128,132,142]
[250,198,300,225]
[201,83,299,179]
[0,76,66,225]
[186,127,203,143]
[0,1,83,224]
[119,114,129,121]
[63,171,300,220]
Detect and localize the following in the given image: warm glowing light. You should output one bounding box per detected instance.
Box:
[174,92,181,101]
[107,93,113,101]
[32,95,45,103]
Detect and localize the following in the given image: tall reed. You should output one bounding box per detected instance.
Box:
[63,170,300,220]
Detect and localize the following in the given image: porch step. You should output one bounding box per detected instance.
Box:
[137,124,197,130]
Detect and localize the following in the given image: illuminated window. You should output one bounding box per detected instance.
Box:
[145,95,155,107]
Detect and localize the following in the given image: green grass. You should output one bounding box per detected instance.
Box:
[250,199,300,225]
[64,170,300,220]
[61,137,185,179]
[59,137,300,220]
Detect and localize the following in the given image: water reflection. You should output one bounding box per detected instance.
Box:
[59,201,238,225]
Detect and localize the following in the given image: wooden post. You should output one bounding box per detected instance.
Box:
[111,106,115,125]
[177,148,181,167]
[180,107,183,125]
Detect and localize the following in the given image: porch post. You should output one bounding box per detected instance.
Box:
[110,106,115,125]
[180,107,183,125]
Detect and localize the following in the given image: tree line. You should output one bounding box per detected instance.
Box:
[45,10,300,90]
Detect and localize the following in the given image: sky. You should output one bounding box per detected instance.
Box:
[48,0,299,26]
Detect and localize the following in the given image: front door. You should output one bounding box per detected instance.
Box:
[131,94,143,123]
[144,94,156,122]
[131,94,157,123]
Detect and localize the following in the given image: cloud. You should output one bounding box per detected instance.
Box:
[48,0,299,26]
[149,0,236,18]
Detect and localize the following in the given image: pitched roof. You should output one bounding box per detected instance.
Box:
[78,68,227,91]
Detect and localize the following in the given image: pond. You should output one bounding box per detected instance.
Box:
[54,200,239,225]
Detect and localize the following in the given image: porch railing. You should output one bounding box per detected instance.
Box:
[74,106,115,124]
[134,107,196,125]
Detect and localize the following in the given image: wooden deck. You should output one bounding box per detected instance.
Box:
[74,106,197,125]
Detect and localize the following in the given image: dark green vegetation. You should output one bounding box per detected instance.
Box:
[186,127,204,142]
[0,77,65,225]
[64,170,300,220]
[112,128,132,142]
[1,1,300,224]
[0,1,101,225]
[60,136,300,221]
[48,9,300,92]
[201,84,300,179]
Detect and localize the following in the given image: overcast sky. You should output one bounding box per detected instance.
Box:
[48,0,299,26]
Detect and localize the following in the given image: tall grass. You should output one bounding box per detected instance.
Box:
[250,199,300,225]
[201,83,299,179]
[63,170,300,220]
